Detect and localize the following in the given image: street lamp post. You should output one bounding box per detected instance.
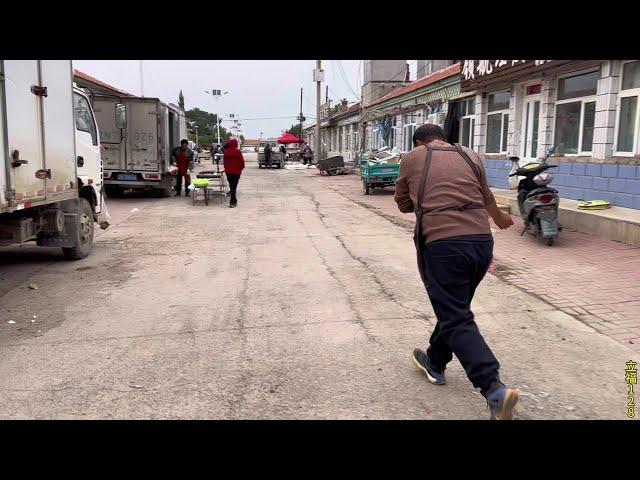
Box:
[205,90,228,146]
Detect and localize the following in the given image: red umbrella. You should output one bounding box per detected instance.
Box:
[277,132,302,144]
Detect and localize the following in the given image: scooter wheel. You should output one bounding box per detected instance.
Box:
[545,236,555,246]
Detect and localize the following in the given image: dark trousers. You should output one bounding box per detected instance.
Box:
[421,235,500,390]
[176,173,191,193]
[227,174,240,205]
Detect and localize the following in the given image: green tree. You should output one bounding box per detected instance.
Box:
[178,90,185,110]
[286,124,302,138]
[185,107,232,143]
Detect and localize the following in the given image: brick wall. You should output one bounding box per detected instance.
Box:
[485,160,640,209]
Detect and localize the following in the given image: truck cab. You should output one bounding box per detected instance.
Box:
[73,84,109,229]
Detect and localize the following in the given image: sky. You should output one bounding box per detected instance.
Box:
[73,60,376,140]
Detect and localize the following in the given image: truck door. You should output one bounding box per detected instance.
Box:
[127,101,159,172]
[40,60,76,200]
[74,91,102,213]
[94,98,125,172]
[3,60,46,203]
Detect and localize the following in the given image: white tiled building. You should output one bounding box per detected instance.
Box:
[457,60,640,209]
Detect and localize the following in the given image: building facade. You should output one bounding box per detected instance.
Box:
[362,63,462,154]
[457,60,640,209]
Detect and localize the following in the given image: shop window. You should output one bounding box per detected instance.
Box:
[615,61,640,154]
[554,70,599,155]
[486,91,510,153]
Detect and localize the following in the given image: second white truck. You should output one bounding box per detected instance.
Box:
[93,95,186,197]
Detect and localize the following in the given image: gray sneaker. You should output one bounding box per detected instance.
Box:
[484,381,519,420]
[412,348,446,385]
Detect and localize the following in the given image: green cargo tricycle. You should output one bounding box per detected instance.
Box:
[359,153,401,195]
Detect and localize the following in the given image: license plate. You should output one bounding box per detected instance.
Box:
[381,168,395,173]
[117,173,137,181]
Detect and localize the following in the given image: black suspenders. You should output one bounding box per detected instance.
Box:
[413,143,485,287]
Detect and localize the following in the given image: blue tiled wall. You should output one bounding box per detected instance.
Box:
[483,160,640,210]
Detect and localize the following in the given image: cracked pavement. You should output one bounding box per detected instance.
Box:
[0,154,635,419]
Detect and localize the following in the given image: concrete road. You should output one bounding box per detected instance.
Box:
[0,154,635,419]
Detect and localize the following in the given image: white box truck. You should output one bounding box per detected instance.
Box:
[93,95,186,197]
[0,60,111,259]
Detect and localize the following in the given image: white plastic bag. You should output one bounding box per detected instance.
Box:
[187,183,195,191]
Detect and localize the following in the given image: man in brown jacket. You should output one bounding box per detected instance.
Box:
[395,124,518,420]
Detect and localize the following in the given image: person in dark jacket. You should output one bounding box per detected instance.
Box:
[279,144,287,164]
[302,144,313,165]
[223,139,245,208]
[264,144,273,168]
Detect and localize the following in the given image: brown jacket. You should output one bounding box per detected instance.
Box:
[394,140,496,243]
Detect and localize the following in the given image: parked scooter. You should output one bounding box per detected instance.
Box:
[508,146,562,246]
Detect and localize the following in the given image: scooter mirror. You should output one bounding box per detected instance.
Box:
[509,156,520,161]
[544,146,556,156]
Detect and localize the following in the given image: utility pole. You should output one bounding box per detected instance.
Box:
[299,87,303,141]
[139,60,145,96]
[315,60,322,163]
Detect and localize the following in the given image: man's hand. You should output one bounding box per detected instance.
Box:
[493,210,514,230]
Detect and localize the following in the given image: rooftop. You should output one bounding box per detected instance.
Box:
[367,63,461,108]
[74,70,136,97]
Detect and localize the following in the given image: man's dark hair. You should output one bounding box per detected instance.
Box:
[180,139,188,145]
[413,124,446,146]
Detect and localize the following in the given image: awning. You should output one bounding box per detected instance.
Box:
[277,133,302,144]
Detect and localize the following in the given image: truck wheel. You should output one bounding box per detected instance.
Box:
[62,198,94,260]
[545,236,555,246]
[258,164,263,169]
[277,163,282,169]
[105,186,124,198]
[362,180,370,195]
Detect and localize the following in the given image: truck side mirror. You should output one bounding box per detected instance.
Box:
[115,103,127,129]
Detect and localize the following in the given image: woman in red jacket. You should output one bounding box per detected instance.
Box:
[223,139,245,208]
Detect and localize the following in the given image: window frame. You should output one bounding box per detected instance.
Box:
[614,60,640,156]
[458,97,476,150]
[403,112,418,151]
[553,68,600,156]
[73,92,98,146]
[485,90,510,154]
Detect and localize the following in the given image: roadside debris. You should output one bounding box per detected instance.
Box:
[285,164,313,170]
[28,283,39,290]
[7,320,16,324]
[130,208,141,213]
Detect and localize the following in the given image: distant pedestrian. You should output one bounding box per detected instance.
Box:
[171,139,194,197]
[223,138,245,208]
[394,124,518,420]
[264,144,273,168]
[302,144,313,165]
[279,144,287,164]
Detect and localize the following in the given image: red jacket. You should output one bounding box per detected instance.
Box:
[223,139,245,176]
